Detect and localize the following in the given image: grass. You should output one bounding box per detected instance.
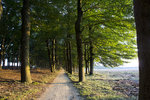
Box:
[0,68,60,100]
[68,71,138,100]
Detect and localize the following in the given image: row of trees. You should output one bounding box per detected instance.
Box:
[0,0,136,81]
[2,0,150,99]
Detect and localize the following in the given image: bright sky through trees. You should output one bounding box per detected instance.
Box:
[120,58,138,68]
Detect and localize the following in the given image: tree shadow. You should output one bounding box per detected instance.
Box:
[0,77,20,83]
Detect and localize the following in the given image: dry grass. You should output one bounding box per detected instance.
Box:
[0,68,60,100]
[68,71,139,100]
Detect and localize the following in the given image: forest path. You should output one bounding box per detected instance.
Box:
[38,70,83,100]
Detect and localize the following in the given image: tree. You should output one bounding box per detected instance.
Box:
[21,0,32,83]
[134,0,150,99]
[75,0,85,82]
[0,0,2,19]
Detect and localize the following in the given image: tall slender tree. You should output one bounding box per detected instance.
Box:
[21,0,32,83]
[134,0,150,99]
[0,0,2,19]
[75,0,85,82]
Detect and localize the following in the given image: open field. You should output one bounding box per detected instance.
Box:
[68,69,139,100]
[0,68,60,100]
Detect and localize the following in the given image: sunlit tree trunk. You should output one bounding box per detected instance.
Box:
[21,0,32,83]
[75,0,85,82]
[134,0,150,99]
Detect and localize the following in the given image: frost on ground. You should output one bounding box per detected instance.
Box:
[69,70,139,100]
[39,70,83,100]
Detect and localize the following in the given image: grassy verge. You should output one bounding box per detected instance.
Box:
[0,68,60,100]
[68,72,138,100]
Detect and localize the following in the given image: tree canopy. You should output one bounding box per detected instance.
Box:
[0,0,136,82]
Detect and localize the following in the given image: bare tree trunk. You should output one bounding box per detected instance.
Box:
[134,0,150,99]
[21,0,32,83]
[75,0,85,82]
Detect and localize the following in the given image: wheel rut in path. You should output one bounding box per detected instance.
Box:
[39,70,83,100]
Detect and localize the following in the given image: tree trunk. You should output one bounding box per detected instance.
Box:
[64,42,68,71]
[2,57,5,69]
[55,40,59,69]
[0,43,1,69]
[7,57,10,69]
[0,0,2,19]
[46,39,52,72]
[51,39,55,72]
[1,38,5,69]
[21,0,32,83]
[84,44,88,74]
[89,41,94,75]
[66,42,69,72]
[75,0,85,82]
[17,55,19,69]
[134,0,150,99]
[68,41,72,74]
[89,27,94,75]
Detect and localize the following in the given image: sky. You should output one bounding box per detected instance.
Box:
[119,58,138,68]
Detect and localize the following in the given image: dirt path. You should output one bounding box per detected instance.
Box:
[38,71,83,100]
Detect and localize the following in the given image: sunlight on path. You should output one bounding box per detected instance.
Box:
[38,70,83,100]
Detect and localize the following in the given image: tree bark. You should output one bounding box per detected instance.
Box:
[134,0,150,99]
[75,0,85,82]
[21,0,32,83]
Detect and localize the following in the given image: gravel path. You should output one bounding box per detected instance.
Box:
[38,71,83,100]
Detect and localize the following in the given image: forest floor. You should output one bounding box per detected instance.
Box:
[0,68,60,100]
[38,70,83,100]
[68,70,139,100]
